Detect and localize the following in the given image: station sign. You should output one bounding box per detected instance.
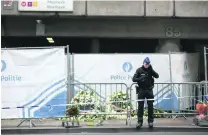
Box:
[18,0,73,12]
[3,0,14,10]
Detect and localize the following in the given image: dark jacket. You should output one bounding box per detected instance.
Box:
[132,65,159,89]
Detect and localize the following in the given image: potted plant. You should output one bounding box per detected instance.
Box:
[64,105,80,127]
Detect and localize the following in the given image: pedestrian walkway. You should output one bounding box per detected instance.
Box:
[1,117,195,128]
[2,117,208,134]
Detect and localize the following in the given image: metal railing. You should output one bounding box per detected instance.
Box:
[71,83,129,125]
[129,82,208,120]
[1,82,208,128]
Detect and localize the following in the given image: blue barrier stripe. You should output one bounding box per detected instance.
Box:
[22,79,65,118]
[22,79,65,107]
[28,85,66,118]
[28,85,66,109]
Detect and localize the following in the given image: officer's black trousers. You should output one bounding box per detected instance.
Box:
[137,88,154,123]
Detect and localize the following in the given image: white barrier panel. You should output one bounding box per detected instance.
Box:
[1,52,199,118]
[74,53,199,110]
[171,53,199,110]
[1,48,66,119]
[74,53,199,84]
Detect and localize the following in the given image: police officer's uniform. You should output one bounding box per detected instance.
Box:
[132,57,159,128]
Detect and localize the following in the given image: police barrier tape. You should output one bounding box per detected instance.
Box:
[1,82,208,128]
[2,95,208,110]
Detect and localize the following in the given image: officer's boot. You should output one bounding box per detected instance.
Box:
[148,122,153,128]
[137,100,144,129]
[147,101,154,128]
[136,122,143,129]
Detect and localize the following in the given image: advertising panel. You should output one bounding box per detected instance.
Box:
[18,0,73,12]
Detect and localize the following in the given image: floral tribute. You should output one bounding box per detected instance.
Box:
[196,103,208,114]
[66,105,79,116]
[194,101,208,126]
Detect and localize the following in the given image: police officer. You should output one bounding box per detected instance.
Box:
[132,57,159,128]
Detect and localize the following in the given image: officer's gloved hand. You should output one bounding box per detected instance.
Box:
[149,65,153,70]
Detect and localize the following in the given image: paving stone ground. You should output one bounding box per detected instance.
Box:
[1,117,195,128]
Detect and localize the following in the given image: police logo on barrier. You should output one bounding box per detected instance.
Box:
[110,62,133,81]
[1,60,22,82]
[122,62,133,72]
[1,60,6,72]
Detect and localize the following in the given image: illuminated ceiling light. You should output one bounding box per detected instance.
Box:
[48,40,54,43]
[46,37,53,41]
[46,37,54,43]
[36,20,42,24]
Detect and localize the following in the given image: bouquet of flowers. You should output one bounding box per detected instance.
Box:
[66,105,79,116]
[196,102,208,114]
[194,101,208,126]
[196,114,208,121]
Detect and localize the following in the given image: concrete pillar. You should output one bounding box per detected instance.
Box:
[36,23,45,36]
[91,39,100,53]
[156,39,181,53]
[195,44,207,81]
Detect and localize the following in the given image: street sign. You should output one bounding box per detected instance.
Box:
[18,0,73,12]
[3,0,14,10]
